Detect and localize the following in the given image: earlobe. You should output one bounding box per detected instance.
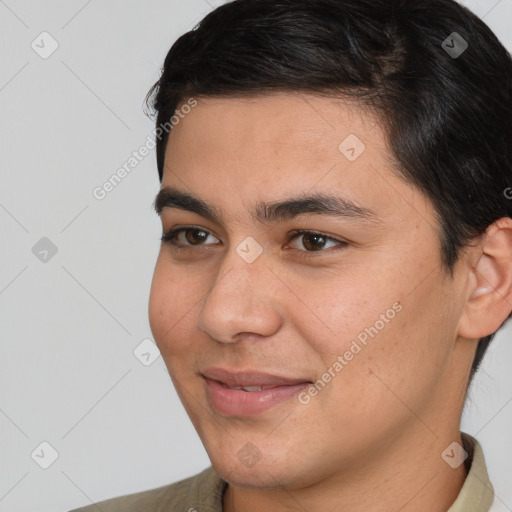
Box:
[457,218,512,340]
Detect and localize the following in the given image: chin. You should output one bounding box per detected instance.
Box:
[207,442,320,491]
[211,457,288,489]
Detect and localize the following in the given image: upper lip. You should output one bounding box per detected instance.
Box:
[202,367,311,388]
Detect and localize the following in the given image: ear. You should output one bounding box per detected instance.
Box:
[457,217,512,339]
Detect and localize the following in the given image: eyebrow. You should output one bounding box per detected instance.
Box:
[153,187,379,225]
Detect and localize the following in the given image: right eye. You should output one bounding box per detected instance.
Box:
[160,227,221,247]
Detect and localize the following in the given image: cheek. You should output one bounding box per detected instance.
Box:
[296,255,448,387]
[148,259,169,341]
[148,258,198,360]
[286,267,398,366]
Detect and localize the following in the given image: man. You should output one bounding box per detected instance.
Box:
[70,0,511,510]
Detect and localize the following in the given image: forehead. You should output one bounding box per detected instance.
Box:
[167,93,383,159]
[164,93,385,187]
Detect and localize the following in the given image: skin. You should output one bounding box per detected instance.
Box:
[148,92,512,512]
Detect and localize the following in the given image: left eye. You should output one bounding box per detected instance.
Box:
[287,230,346,252]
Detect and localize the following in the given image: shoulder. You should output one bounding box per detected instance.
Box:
[67,466,226,512]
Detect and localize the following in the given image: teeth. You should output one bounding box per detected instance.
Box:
[222,383,276,391]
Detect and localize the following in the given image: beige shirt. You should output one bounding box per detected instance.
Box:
[69,433,494,512]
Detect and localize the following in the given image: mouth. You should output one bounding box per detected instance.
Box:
[202,367,311,387]
[201,367,312,416]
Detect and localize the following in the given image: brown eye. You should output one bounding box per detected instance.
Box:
[184,229,209,245]
[160,227,220,247]
[301,233,328,251]
[287,230,348,255]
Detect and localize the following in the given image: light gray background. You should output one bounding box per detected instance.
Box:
[1,1,511,511]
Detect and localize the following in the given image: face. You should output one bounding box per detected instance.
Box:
[149,93,472,489]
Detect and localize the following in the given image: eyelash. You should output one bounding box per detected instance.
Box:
[160,227,348,258]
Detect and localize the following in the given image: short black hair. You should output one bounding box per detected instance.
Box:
[145,0,512,380]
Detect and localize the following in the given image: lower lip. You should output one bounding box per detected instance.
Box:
[204,378,310,417]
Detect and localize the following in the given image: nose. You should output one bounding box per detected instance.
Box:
[196,247,282,344]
